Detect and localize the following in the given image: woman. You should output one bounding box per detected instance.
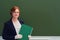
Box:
[2,6,31,40]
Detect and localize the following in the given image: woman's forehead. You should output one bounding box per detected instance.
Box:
[15,9,20,12]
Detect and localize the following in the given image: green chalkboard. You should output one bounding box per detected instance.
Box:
[0,0,60,36]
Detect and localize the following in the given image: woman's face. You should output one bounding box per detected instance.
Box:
[12,9,20,19]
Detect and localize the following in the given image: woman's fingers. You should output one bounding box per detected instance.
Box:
[28,35,31,38]
[15,34,22,39]
[18,34,22,38]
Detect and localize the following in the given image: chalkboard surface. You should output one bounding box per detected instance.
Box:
[0,0,60,36]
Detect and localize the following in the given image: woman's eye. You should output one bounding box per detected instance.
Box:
[17,12,19,13]
[14,12,19,13]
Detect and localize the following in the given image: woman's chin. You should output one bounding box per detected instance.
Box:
[13,17,19,19]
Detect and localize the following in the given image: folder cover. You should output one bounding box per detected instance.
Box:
[18,24,33,40]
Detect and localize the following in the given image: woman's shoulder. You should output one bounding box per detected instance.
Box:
[19,18,24,24]
[4,19,12,25]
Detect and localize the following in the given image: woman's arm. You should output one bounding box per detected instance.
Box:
[2,23,15,39]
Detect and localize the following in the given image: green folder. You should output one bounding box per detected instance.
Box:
[18,24,33,40]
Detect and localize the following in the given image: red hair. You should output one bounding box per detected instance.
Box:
[10,6,20,15]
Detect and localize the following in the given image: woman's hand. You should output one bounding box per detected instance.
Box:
[15,34,22,39]
[28,35,31,38]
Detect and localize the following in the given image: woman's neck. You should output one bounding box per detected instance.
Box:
[12,18,18,22]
